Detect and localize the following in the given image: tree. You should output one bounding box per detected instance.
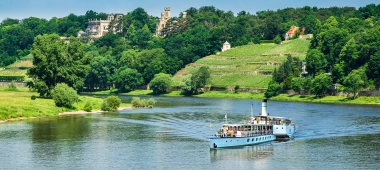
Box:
[194,66,211,88]
[273,35,282,44]
[303,76,313,95]
[343,70,365,98]
[28,34,91,96]
[135,48,167,84]
[149,73,173,94]
[180,74,197,96]
[264,80,283,98]
[126,24,137,47]
[85,55,113,90]
[51,83,79,108]
[136,24,151,49]
[311,74,332,97]
[366,51,380,83]
[305,49,327,76]
[114,67,143,92]
[291,77,304,94]
[1,24,34,57]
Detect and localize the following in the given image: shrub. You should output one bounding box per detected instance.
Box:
[260,40,274,44]
[6,81,18,91]
[33,80,50,97]
[51,83,79,108]
[273,35,282,44]
[101,96,121,111]
[265,81,283,98]
[31,95,37,100]
[84,101,92,112]
[234,85,240,93]
[131,97,156,108]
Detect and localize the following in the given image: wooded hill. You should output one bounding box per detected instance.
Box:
[1,4,380,96]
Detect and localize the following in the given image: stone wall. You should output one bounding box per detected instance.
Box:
[359,90,380,96]
[0,81,26,87]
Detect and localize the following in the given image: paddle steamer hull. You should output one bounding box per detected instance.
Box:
[209,134,275,149]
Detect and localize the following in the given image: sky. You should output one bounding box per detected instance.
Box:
[0,0,378,21]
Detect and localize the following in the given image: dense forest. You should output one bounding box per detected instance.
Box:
[1,4,380,96]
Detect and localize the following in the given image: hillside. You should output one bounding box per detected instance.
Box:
[0,56,33,81]
[172,39,310,89]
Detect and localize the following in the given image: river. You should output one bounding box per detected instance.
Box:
[0,96,379,169]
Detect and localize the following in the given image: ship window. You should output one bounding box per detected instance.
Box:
[247,139,249,142]
[256,138,258,141]
[252,138,254,142]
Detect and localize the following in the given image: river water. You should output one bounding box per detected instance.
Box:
[0,96,379,170]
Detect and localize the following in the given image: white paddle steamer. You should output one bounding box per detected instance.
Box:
[210,99,295,149]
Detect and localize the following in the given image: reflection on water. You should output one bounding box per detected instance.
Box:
[210,143,274,162]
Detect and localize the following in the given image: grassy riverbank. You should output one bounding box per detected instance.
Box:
[200,92,380,105]
[90,89,380,105]
[0,87,131,121]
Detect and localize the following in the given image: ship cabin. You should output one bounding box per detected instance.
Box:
[215,116,293,138]
[217,123,273,138]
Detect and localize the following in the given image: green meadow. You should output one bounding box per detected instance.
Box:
[0,87,130,121]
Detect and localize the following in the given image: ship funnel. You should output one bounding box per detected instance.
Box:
[261,99,268,116]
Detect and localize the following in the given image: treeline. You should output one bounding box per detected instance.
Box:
[2,4,380,95]
[266,5,380,98]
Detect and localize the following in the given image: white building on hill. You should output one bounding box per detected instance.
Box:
[221,41,231,52]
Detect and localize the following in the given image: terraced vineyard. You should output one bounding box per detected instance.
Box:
[0,59,32,81]
[0,69,27,76]
[7,59,33,68]
[172,39,310,89]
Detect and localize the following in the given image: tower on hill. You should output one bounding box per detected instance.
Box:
[156,7,171,36]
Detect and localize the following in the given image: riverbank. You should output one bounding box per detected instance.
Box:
[86,89,380,105]
[0,87,132,122]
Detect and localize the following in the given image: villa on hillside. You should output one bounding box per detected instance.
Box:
[221,41,231,52]
[285,26,299,41]
[77,13,123,39]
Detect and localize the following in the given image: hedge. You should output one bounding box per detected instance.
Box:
[260,40,275,44]
[0,76,25,81]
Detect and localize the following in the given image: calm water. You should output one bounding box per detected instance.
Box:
[0,97,379,170]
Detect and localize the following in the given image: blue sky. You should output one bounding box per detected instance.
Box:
[0,0,378,21]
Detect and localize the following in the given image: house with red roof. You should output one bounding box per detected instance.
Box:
[285,26,299,41]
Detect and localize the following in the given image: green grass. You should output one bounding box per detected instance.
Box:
[7,60,33,68]
[196,91,265,99]
[262,39,310,55]
[270,94,380,105]
[0,88,129,121]
[82,88,121,95]
[219,43,277,57]
[210,74,271,88]
[20,54,33,60]
[123,90,154,95]
[0,69,27,76]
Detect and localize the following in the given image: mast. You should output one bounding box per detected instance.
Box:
[251,104,253,120]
